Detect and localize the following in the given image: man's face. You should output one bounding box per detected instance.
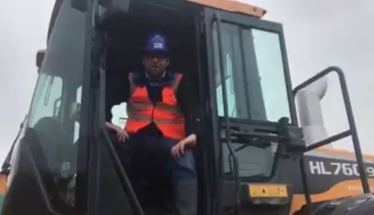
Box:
[142,52,170,77]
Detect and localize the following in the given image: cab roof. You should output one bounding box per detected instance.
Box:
[47,0,266,42]
[187,0,266,18]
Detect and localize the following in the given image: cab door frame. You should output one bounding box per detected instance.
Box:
[203,7,298,214]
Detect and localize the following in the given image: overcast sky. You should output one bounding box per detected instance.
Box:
[0,0,373,163]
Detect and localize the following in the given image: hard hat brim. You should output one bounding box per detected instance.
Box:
[142,47,170,53]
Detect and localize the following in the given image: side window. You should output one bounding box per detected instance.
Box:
[212,23,291,122]
[22,0,88,210]
[243,29,291,121]
[213,23,248,119]
[28,75,63,126]
[211,21,291,179]
[27,73,82,207]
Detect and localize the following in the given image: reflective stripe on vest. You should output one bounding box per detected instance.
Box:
[125,72,186,140]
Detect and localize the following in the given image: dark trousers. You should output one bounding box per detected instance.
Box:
[111,132,197,215]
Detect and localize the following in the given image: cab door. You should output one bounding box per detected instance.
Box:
[203,7,297,215]
[85,0,145,215]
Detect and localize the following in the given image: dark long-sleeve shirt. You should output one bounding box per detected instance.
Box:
[106,70,203,137]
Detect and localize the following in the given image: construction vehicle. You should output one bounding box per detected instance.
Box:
[1,0,374,214]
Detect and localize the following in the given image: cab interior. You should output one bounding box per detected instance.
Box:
[102,1,208,214]
[104,1,202,88]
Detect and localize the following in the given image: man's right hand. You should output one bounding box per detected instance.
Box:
[105,122,129,142]
[114,126,129,142]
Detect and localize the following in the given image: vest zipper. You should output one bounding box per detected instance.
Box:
[151,105,155,122]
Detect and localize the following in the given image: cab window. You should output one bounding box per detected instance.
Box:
[212,21,291,179]
[28,75,63,126]
[245,29,291,121]
[213,23,291,122]
[22,0,88,210]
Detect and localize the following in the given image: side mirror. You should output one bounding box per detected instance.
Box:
[36,49,46,70]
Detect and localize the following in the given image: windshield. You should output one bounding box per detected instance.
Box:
[212,22,290,179]
[21,0,87,210]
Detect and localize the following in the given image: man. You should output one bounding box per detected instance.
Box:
[105,33,202,215]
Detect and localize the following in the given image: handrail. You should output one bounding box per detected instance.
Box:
[293,66,370,214]
[212,12,240,212]
[101,129,145,215]
[99,57,144,214]
[298,130,351,214]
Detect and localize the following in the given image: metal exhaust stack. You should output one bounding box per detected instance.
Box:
[296,76,331,147]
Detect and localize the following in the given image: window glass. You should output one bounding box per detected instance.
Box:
[211,22,289,179]
[213,24,291,122]
[213,23,248,119]
[23,0,87,209]
[27,73,82,207]
[222,143,276,178]
[28,75,63,126]
[243,29,291,121]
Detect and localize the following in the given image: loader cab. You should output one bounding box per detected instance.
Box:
[3,0,305,215]
[101,0,302,212]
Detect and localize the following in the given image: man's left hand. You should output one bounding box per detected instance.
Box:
[171,134,197,159]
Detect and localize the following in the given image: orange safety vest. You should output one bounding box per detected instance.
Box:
[125,72,186,140]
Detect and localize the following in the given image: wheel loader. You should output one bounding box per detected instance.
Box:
[1,0,374,214]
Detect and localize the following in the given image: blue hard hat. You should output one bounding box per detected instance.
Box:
[142,33,170,53]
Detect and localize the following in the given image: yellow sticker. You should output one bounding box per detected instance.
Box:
[248,184,288,198]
